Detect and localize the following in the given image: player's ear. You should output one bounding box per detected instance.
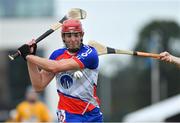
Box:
[62,38,65,43]
[61,33,65,40]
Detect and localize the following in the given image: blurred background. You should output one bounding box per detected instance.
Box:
[0,0,180,122]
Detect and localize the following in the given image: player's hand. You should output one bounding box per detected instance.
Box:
[160,51,172,62]
[18,44,31,60]
[27,39,37,55]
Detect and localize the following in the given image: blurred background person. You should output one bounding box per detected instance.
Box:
[160,51,180,67]
[14,86,52,122]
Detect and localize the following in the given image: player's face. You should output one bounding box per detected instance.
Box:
[63,32,82,51]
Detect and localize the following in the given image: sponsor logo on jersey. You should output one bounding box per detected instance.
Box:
[77,45,92,60]
[57,72,74,89]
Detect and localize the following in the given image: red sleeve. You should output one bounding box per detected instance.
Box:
[72,57,84,69]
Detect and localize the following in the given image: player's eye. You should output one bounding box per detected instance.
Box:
[74,33,80,37]
[66,33,72,38]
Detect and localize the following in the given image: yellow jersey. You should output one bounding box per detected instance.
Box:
[15,101,52,122]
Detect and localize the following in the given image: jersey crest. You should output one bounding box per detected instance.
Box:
[57,72,74,89]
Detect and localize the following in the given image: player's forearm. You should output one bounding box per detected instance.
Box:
[26,55,59,73]
[172,56,180,67]
[27,60,55,91]
[27,61,44,91]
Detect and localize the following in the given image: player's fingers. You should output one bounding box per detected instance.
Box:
[160,51,169,60]
[160,55,167,60]
[27,39,36,46]
[168,57,172,62]
[160,51,168,56]
[161,56,172,63]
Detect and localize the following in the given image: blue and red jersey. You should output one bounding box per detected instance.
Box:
[49,44,100,115]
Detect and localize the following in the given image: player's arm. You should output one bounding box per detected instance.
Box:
[27,55,81,72]
[171,55,180,67]
[17,42,60,92]
[27,60,55,92]
[160,51,180,67]
[26,55,81,91]
[172,56,180,68]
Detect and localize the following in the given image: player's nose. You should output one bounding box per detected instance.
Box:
[70,36,76,41]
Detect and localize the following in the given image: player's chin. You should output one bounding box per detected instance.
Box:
[72,44,81,49]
